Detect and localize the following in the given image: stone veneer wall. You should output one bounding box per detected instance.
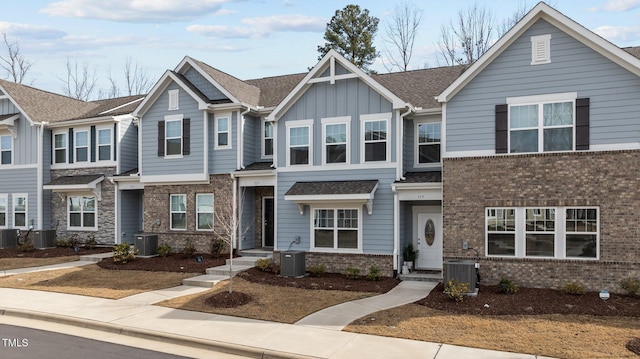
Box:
[273,251,394,278]
[50,167,116,244]
[143,174,234,253]
[442,150,640,292]
[253,187,273,248]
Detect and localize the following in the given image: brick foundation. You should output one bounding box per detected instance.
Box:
[273,251,394,278]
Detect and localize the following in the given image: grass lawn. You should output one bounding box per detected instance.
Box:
[0,256,81,270]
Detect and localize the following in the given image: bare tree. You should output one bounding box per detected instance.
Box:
[0,33,33,84]
[498,1,531,37]
[382,1,423,72]
[436,2,496,66]
[60,57,99,100]
[123,57,154,95]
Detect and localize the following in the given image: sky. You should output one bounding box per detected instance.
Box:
[1,0,639,98]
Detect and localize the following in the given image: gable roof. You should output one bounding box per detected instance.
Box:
[437,2,640,103]
[246,73,307,108]
[185,57,261,106]
[132,70,212,117]
[87,95,145,117]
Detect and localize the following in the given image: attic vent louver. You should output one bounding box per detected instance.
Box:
[531,34,551,65]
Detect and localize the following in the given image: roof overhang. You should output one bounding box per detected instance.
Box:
[109,173,144,190]
[284,180,378,215]
[133,70,209,117]
[0,114,20,138]
[391,182,442,201]
[43,175,104,201]
[234,169,276,187]
[45,115,117,128]
[177,56,241,104]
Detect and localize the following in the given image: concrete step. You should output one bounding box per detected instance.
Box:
[182,274,229,288]
[398,271,443,283]
[78,252,113,263]
[206,264,253,276]
[237,249,273,258]
[226,257,262,266]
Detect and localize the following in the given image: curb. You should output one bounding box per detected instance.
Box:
[0,308,321,359]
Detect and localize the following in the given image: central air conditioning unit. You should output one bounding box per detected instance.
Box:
[134,234,158,256]
[33,230,56,248]
[0,229,18,248]
[280,250,305,277]
[444,259,479,295]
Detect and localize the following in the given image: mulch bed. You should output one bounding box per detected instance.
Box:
[205,291,252,308]
[419,283,640,316]
[627,338,640,355]
[239,267,400,293]
[97,253,229,273]
[0,246,110,258]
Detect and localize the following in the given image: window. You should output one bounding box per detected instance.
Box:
[287,121,311,166]
[97,128,112,161]
[168,89,179,110]
[531,34,551,65]
[170,194,186,230]
[68,196,96,229]
[54,132,67,164]
[196,194,214,231]
[509,96,574,153]
[417,122,441,164]
[363,119,387,162]
[313,208,359,250]
[0,194,7,228]
[74,130,89,162]
[486,207,599,259]
[215,116,231,149]
[322,118,349,164]
[263,121,274,157]
[13,194,27,228]
[165,119,182,156]
[0,135,11,165]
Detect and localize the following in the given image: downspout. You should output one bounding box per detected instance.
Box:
[398,105,413,181]
[111,178,120,244]
[231,172,238,250]
[238,106,251,170]
[37,122,47,229]
[392,185,399,276]
[272,120,278,251]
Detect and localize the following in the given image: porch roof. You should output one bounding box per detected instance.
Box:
[43,174,104,200]
[284,180,378,215]
[396,171,442,183]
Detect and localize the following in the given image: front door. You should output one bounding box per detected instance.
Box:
[263,197,274,247]
[416,212,442,270]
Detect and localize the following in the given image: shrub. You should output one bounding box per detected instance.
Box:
[68,234,80,248]
[18,242,35,252]
[83,235,97,249]
[344,266,361,280]
[156,245,172,257]
[210,238,225,258]
[54,239,70,248]
[563,282,586,295]
[308,264,326,277]
[113,243,138,263]
[620,277,640,296]
[499,278,518,294]
[445,279,469,302]
[183,239,197,258]
[255,258,273,271]
[366,266,382,281]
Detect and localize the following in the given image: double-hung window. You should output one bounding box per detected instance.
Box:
[215,115,231,149]
[313,208,360,251]
[508,94,575,153]
[287,120,312,166]
[97,128,112,161]
[486,209,516,256]
[165,118,182,156]
[68,196,96,230]
[196,194,214,231]
[322,117,349,164]
[263,121,274,157]
[0,194,7,228]
[170,194,186,230]
[13,194,27,228]
[565,208,598,258]
[525,208,555,257]
[362,115,389,162]
[416,122,441,165]
[74,130,89,162]
[54,132,67,164]
[0,135,12,165]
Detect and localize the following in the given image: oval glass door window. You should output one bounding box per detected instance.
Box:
[425,219,435,246]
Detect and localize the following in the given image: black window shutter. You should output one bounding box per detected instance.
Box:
[183,118,190,155]
[90,126,96,162]
[157,121,165,156]
[50,131,53,164]
[68,128,74,163]
[576,98,590,150]
[495,104,508,154]
[113,123,117,161]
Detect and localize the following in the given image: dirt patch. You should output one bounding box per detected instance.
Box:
[97,253,229,273]
[627,338,640,355]
[0,247,110,258]
[419,283,640,316]
[205,291,252,308]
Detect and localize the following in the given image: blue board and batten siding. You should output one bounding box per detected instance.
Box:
[242,115,260,165]
[0,168,38,228]
[141,83,205,176]
[446,19,640,152]
[118,119,138,173]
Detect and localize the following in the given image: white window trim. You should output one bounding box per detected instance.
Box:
[74,128,90,163]
[506,93,577,154]
[12,193,27,230]
[485,207,599,260]
[0,134,13,166]
[53,131,68,164]
[321,116,350,165]
[67,194,98,231]
[0,193,7,229]
[164,115,183,159]
[261,120,274,159]
[531,34,551,65]
[414,120,442,168]
[170,194,187,231]
[310,205,362,253]
[96,126,113,162]
[360,113,391,163]
[168,89,179,110]
[195,193,214,231]
[286,119,313,167]
[214,113,232,150]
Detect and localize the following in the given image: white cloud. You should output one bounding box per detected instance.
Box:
[40,0,237,23]
[0,22,66,40]
[593,25,640,41]
[241,14,326,32]
[589,0,640,12]
[186,24,266,39]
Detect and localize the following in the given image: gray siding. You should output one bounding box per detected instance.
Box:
[119,119,138,173]
[0,168,38,228]
[183,68,229,101]
[141,83,205,176]
[0,109,39,165]
[276,78,395,168]
[446,19,640,152]
[42,130,51,229]
[403,119,415,171]
[277,168,396,254]
[243,115,259,165]
[120,190,142,244]
[208,111,238,174]
[240,188,255,249]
